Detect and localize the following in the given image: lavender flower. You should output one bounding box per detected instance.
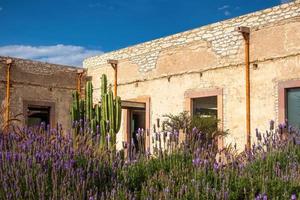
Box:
[291,194,297,200]
[192,157,201,167]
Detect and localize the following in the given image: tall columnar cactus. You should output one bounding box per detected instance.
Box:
[101,73,107,95]
[70,74,122,151]
[115,96,122,133]
[71,91,79,122]
[85,81,93,121]
[79,99,85,122]
[99,74,121,148]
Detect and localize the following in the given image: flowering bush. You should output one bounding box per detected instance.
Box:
[0,121,299,199]
[162,111,228,152]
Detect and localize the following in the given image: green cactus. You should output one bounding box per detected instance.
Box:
[95,104,101,124]
[70,74,122,151]
[85,81,93,121]
[79,99,85,122]
[101,74,107,94]
[100,76,122,149]
[90,118,96,134]
[115,96,122,133]
[71,91,79,122]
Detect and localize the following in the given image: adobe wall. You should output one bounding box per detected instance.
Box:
[84,1,300,150]
[0,57,82,131]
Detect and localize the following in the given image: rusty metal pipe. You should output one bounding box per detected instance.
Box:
[236,26,251,151]
[5,59,12,127]
[245,34,251,151]
[76,69,84,96]
[114,65,118,96]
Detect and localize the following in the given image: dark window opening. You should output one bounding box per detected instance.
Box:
[129,109,146,158]
[192,96,218,118]
[27,106,51,127]
[286,88,300,130]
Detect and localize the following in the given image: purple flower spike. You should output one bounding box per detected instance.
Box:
[256,194,262,200]
[291,194,297,200]
[192,127,198,133]
[192,157,201,167]
[163,187,170,193]
[213,162,219,171]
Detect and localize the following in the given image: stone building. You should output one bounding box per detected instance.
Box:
[84,1,300,151]
[0,56,85,130]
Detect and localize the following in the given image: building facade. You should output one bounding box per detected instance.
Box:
[0,56,84,130]
[84,1,300,151]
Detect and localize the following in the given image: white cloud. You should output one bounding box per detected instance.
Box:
[218,5,231,16]
[218,5,230,10]
[0,44,103,67]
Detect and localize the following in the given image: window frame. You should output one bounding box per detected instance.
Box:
[278,80,300,125]
[184,88,223,148]
[23,100,55,128]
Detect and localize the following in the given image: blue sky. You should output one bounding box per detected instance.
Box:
[0,0,291,66]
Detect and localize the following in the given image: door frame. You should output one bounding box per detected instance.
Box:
[122,96,151,155]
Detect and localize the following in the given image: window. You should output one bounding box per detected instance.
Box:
[23,101,55,128]
[278,80,300,130]
[27,106,50,127]
[286,88,300,129]
[184,88,223,149]
[192,96,218,118]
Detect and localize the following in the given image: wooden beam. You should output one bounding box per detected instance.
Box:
[107,59,118,65]
[107,59,118,97]
[121,100,146,109]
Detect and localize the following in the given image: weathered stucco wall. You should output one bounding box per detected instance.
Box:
[84,1,300,150]
[0,57,81,130]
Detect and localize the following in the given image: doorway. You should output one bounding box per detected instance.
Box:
[129,109,146,157]
[122,98,150,159]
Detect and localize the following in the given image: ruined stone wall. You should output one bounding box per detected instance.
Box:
[84,1,300,150]
[0,57,81,130]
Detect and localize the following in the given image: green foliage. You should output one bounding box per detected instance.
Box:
[135,144,300,200]
[163,111,228,149]
[119,153,191,196]
[163,111,191,131]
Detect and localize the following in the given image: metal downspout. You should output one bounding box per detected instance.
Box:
[5,59,12,129]
[76,69,84,97]
[237,26,251,151]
